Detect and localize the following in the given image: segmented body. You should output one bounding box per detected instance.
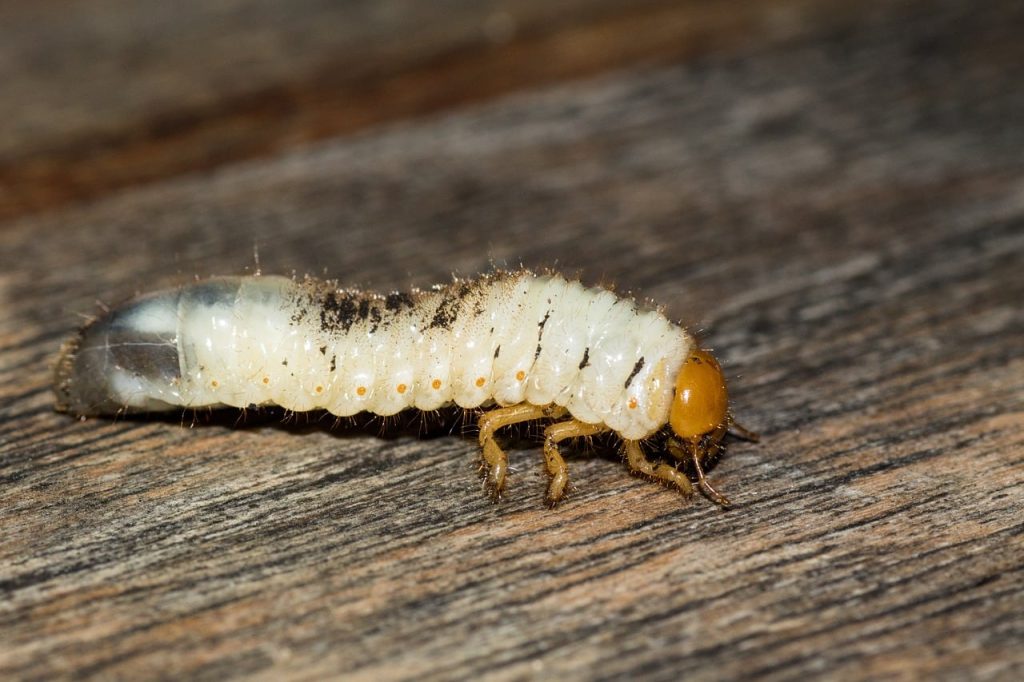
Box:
[57,271,690,438]
[55,270,749,506]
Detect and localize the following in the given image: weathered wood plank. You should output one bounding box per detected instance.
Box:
[1,0,1022,680]
[0,0,879,221]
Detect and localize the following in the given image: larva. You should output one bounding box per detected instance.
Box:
[53,270,757,506]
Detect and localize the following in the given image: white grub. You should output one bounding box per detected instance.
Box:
[54,270,752,506]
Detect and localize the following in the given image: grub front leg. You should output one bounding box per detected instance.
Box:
[623,440,695,498]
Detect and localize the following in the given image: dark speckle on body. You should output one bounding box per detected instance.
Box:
[319,291,361,333]
[624,357,645,389]
[534,309,551,360]
[429,293,461,330]
[385,292,414,311]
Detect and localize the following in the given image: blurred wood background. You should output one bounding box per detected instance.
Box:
[1,0,1022,680]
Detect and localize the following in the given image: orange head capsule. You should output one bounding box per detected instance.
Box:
[668,347,732,506]
[670,348,729,443]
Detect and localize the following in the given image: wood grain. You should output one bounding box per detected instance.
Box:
[1,0,1022,680]
[0,0,878,222]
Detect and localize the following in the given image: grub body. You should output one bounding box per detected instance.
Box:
[55,271,692,441]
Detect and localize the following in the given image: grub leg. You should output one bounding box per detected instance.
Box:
[542,418,607,506]
[688,439,732,508]
[477,404,559,498]
[623,440,695,497]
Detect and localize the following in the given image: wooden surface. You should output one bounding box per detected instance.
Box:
[1,0,1022,680]
[0,0,867,222]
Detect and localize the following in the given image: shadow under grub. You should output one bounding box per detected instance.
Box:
[115,404,739,503]
[133,403,475,441]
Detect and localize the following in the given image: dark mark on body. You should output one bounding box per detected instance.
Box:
[624,357,645,389]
